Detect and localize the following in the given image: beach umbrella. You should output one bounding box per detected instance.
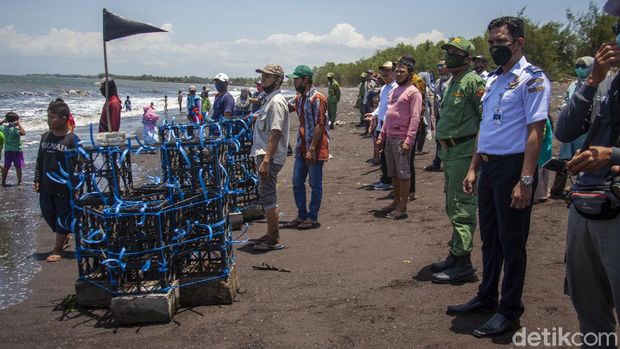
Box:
[101,9,167,132]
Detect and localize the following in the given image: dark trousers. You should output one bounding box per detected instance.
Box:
[409,146,416,193]
[431,141,442,169]
[379,142,390,184]
[476,154,536,320]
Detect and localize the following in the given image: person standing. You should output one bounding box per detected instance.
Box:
[286,65,329,229]
[201,88,211,116]
[186,85,202,123]
[177,90,183,114]
[0,112,26,187]
[424,60,451,172]
[449,17,550,338]
[366,61,397,191]
[326,72,341,130]
[250,81,266,114]
[473,55,490,80]
[97,78,122,132]
[123,96,132,112]
[34,99,80,262]
[249,64,289,252]
[212,73,234,121]
[555,1,620,342]
[430,37,486,284]
[375,58,423,219]
[355,72,367,127]
[549,56,594,199]
[163,95,169,117]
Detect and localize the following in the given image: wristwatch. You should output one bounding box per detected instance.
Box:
[520,175,534,187]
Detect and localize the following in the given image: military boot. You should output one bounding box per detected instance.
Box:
[431,254,476,284]
[430,253,456,272]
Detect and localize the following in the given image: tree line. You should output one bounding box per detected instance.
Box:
[312,2,615,86]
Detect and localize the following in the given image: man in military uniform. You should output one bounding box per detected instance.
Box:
[448,17,550,338]
[355,72,367,127]
[430,37,486,285]
[326,72,341,130]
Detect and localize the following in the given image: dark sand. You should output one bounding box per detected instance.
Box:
[0,84,579,348]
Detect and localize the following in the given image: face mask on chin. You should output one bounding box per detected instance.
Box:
[295,80,307,94]
[262,77,280,94]
[396,73,411,86]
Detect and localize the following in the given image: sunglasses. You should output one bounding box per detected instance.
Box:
[575,64,587,69]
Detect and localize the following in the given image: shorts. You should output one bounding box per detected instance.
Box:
[39,193,72,235]
[255,155,283,210]
[4,151,24,168]
[385,136,412,179]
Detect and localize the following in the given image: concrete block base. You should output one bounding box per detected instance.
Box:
[179,266,239,307]
[242,205,264,222]
[229,212,244,230]
[110,283,179,325]
[75,279,112,308]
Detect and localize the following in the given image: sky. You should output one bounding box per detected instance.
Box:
[0,0,606,77]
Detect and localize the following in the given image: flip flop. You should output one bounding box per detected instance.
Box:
[252,241,284,251]
[385,211,408,220]
[281,218,304,229]
[297,221,321,230]
[46,254,62,262]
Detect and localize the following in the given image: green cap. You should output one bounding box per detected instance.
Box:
[286,65,313,79]
[360,72,368,78]
[441,37,475,56]
[326,72,334,78]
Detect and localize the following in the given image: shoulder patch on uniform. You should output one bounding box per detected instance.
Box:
[526,77,545,86]
[527,85,545,93]
[525,65,543,74]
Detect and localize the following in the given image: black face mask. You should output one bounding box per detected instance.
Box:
[489,43,514,66]
[214,81,227,93]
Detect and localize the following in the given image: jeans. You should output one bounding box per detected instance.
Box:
[293,155,325,222]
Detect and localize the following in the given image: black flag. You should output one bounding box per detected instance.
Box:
[103,8,167,42]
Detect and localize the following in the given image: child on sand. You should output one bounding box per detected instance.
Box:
[34,100,81,262]
[0,112,26,187]
[142,105,160,145]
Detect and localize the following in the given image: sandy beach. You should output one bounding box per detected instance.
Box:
[0,85,579,348]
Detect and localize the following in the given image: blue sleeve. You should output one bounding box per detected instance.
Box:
[224,94,235,114]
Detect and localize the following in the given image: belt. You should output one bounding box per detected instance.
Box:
[438,134,476,148]
[478,153,523,162]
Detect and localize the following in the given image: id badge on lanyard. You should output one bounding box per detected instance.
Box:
[493,92,503,126]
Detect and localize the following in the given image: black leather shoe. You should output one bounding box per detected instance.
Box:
[473,313,520,338]
[430,254,455,272]
[446,297,495,314]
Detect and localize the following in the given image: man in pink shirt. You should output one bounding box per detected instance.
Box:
[376,57,423,219]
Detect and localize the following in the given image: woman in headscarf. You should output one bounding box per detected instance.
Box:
[233,88,252,117]
[549,56,594,199]
[142,105,159,145]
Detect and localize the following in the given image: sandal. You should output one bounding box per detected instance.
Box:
[375,205,397,215]
[281,217,304,229]
[247,234,270,246]
[385,210,408,220]
[297,220,321,230]
[252,240,284,251]
[46,253,62,262]
[62,234,72,251]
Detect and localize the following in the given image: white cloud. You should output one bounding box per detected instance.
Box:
[0,23,446,76]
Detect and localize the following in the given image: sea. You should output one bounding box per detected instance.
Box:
[0,74,295,310]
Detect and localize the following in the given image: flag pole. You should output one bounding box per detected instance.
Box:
[103,8,112,132]
[103,39,112,132]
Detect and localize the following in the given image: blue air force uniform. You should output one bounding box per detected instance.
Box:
[475,56,550,320]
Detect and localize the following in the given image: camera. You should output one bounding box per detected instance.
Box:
[543,158,566,173]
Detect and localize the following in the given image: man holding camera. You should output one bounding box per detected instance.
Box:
[555,0,620,342]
